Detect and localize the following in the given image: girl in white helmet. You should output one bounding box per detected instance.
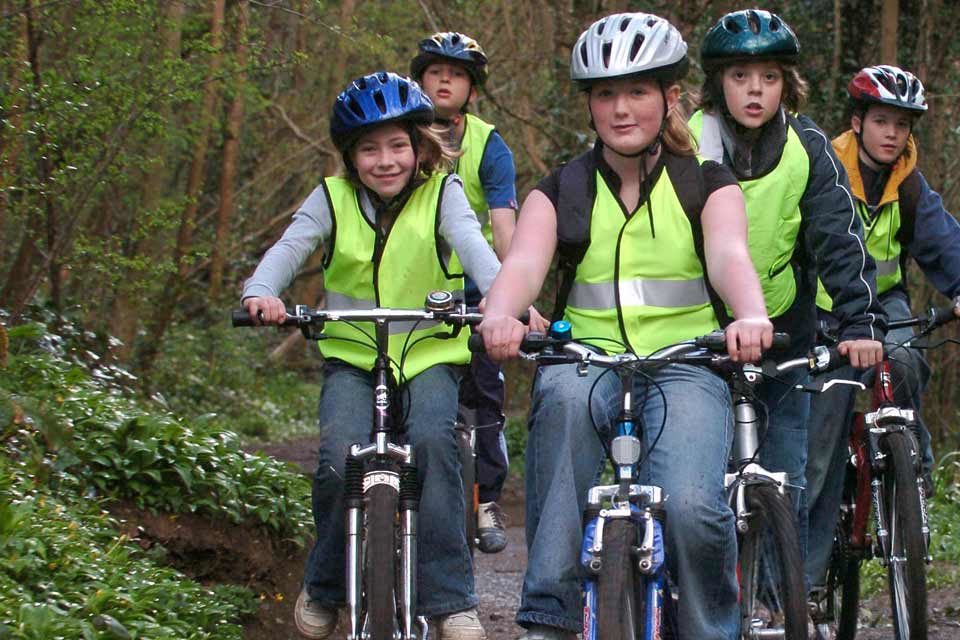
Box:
[479,13,771,640]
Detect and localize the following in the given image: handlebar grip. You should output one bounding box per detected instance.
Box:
[695,330,790,353]
[232,310,257,327]
[771,332,791,352]
[928,303,958,329]
[467,334,486,353]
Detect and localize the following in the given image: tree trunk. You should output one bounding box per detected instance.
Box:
[208,0,249,299]
[880,0,899,64]
[135,0,226,377]
[0,0,29,237]
[110,0,185,357]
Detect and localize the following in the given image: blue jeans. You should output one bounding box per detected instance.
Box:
[303,362,477,617]
[756,367,812,559]
[805,293,933,588]
[518,363,738,639]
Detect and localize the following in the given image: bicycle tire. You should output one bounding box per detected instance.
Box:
[881,431,927,640]
[456,424,478,554]
[365,481,399,640]
[597,518,644,640]
[828,480,863,640]
[737,482,807,640]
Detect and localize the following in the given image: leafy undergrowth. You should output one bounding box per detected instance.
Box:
[0,319,313,638]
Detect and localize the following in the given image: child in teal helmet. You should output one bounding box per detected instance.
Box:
[689,9,886,565]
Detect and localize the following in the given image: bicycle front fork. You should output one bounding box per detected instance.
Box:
[345,449,428,640]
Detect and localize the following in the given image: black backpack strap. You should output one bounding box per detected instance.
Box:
[895,168,921,248]
[664,154,733,327]
[552,153,596,322]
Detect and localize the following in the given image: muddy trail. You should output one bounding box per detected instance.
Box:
[113,435,960,639]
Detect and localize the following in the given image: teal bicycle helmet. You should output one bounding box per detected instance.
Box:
[701,9,799,70]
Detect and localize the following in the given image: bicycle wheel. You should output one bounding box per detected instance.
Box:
[365,481,399,640]
[456,424,478,554]
[826,478,863,640]
[737,483,807,640]
[881,431,927,640]
[597,518,644,640]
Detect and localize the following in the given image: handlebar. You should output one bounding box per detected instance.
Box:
[232,304,484,329]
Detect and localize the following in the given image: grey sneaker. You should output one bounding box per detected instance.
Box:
[477,502,508,554]
[294,589,337,639]
[436,607,486,640]
[517,624,577,640]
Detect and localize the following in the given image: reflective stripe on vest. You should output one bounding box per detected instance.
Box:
[816,200,902,310]
[321,175,468,378]
[455,114,496,244]
[563,166,718,356]
[689,110,809,318]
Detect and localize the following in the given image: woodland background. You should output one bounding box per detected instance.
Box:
[3,0,960,452]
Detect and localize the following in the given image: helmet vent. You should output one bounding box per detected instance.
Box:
[770,17,781,31]
[595,18,607,35]
[579,42,590,67]
[619,16,631,31]
[398,81,409,105]
[630,34,645,61]
[356,77,368,90]
[747,11,761,34]
[723,17,741,33]
[373,90,387,114]
[346,98,365,119]
[602,42,612,68]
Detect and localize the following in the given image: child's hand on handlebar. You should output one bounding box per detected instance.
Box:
[243,296,286,325]
[724,317,774,362]
[479,314,526,362]
[839,339,883,369]
[954,296,960,318]
[527,306,550,333]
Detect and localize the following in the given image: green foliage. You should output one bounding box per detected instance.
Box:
[1,318,313,540]
[148,320,319,442]
[0,456,256,639]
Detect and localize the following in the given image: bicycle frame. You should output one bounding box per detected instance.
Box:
[846,358,931,567]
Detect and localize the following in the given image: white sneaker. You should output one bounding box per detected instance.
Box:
[294,589,337,639]
[436,607,487,640]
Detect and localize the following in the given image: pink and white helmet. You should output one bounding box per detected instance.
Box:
[848,65,927,114]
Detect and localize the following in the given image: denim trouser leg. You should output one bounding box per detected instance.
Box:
[804,365,858,589]
[756,368,812,556]
[881,294,934,473]
[303,363,476,617]
[518,363,738,639]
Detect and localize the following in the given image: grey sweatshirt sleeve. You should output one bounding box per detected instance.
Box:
[437,174,501,294]
[241,185,333,301]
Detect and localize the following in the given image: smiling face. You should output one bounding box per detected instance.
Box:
[721,61,784,129]
[853,104,913,168]
[350,123,416,199]
[419,62,475,119]
[588,76,677,156]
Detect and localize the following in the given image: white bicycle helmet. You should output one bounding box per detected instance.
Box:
[848,65,927,114]
[570,13,688,85]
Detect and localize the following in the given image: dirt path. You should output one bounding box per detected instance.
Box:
[246,437,960,640]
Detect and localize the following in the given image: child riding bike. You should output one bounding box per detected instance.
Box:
[688,8,886,559]
[805,64,960,595]
[479,13,773,640]
[241,71,500,640]
[410,32,543,553]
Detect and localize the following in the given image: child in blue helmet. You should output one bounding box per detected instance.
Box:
[242,71,498,640]
[689,9,886,561]
[411,32,547,554]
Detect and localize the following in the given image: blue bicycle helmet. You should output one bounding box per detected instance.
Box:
[701,9,799,70]
[410,32,489,86]
[330,72,435,151]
